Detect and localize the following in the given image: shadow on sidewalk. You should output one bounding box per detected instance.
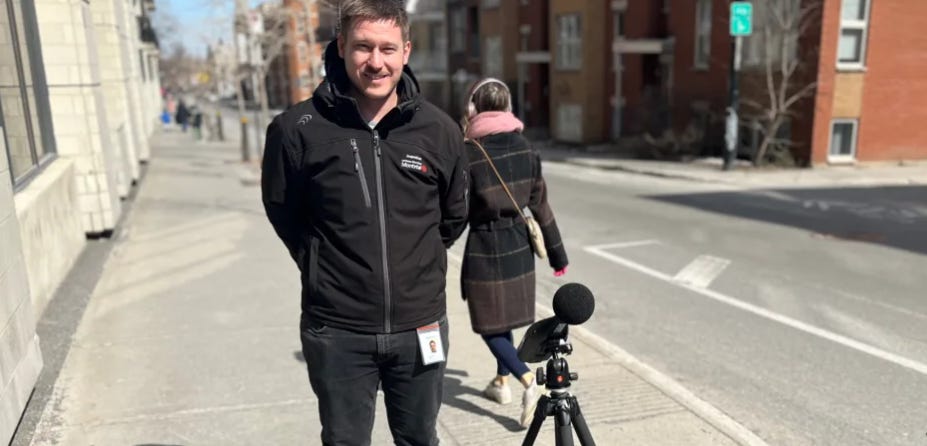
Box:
[648,185,927,255]
[442,368,524,432]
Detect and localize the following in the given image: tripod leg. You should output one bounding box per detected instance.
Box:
[569,397,596,446]
[554,402,575,446]
[521,395,550,446]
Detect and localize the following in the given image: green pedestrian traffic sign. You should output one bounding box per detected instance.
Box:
[730,2,753,36]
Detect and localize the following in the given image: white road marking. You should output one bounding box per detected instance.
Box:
[586,239,659,250]
[584,243,927,376]
[673,255,731,289]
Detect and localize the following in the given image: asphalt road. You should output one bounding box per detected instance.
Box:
[532,160,927,446]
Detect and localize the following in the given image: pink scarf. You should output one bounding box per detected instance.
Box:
[465,111,525,140]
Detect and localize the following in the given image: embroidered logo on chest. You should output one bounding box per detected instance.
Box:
[400,154,428,173]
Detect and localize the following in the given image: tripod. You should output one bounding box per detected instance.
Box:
[521,348,596,446]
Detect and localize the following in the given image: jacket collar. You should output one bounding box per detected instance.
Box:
[313,40,422,130]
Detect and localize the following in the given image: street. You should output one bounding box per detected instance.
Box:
[532,161,927,445]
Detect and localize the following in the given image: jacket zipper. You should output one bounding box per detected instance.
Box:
[373,130,392,332]
[350,139,372,208]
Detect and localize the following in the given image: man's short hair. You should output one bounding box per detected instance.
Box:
[338,0,410,42]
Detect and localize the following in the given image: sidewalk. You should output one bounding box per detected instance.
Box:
[538,144,927,188]
[22,130,764,445]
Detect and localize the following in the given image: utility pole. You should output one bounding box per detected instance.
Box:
[234,0,251,162]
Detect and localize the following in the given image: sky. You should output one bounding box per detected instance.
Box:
[153,0,260,57]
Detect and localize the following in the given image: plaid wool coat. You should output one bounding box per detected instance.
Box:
[461,132,569,335]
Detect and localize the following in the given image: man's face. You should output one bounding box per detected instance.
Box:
[338,18,411,102]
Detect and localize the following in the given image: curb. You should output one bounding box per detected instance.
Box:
[535,305,769,446]
[559,158,729,185]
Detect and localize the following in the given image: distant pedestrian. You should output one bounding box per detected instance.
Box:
[160,108,171,131]
[176,100,190,132]
[460,77,569,429]
[191,106,203,140]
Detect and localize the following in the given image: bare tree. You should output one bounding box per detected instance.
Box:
[231,0,342,160]
[741,0,821,166]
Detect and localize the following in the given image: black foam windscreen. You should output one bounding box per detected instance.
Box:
[552,283,595,325]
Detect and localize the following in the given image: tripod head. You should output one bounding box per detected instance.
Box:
[537,348,579,391]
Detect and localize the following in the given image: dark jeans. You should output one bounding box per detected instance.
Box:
[482,330,531,379]
[300,316,449,446]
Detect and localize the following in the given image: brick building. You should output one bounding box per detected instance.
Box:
[809,0,927,164]
[454,0,927,164]
[407,0,450,109]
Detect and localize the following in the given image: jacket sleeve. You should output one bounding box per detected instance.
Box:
[527,150,569,270]
[439,132,469,248]
[262,114,308,265]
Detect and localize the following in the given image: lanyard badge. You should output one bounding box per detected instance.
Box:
[416,322,445,365]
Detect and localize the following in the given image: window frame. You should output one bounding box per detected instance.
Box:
[449,7,466,53]
[694,0,712,70]
[2,0,56,189]
[828,118,859,163]
[836,0,871,70]
[556,13,582,71]
[483,35,502,78]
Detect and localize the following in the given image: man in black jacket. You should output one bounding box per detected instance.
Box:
[261,1,468,445]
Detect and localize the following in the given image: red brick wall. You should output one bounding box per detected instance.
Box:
[856,0,927,161]
[809,0,840,164]
[811,0,927,164]
[620,0,665,136]
[668,0,731,135]
[519,0,550,129]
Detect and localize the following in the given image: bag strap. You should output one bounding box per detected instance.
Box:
[466,138,531,226]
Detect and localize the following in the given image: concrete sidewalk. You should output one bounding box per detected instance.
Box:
[21,129,764,445]
[538,144,927,189]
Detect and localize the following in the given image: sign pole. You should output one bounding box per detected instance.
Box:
[724,2,753,171]
[724,36,742,171]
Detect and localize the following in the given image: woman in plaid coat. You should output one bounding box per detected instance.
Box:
[460,78,569,428]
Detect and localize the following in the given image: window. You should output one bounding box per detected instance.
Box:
[743,1,799,68]
[556,14,582,70]
[694,0,711,69]
[483,36,502,78]
[556,104,582,142]
[1,0,55,185]
[837,0,869,68]
[450,8,466,53]
[829,119,858,161]
[468,7,480,59]
[614,11,624,39]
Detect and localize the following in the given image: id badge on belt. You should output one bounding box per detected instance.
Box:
[416,322,445,365]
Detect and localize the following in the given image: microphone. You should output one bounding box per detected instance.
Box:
[552,283,594,325]
[517,283,595,363]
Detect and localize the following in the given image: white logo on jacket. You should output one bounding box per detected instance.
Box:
[401,154,427,173]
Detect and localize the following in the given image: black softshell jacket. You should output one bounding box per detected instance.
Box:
[262,42,469,333]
